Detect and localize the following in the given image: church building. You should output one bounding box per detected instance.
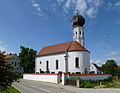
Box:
[35,13,90,74]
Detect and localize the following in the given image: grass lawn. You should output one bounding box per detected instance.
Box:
[102,80,120,88]
[1,86,21,93]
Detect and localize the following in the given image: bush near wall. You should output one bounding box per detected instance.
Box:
[69,78,113,88]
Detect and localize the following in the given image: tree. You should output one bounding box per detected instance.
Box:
[114,67,120,76]
[101,60,118,76]
[0,50,18,91]
[19,46,37,73]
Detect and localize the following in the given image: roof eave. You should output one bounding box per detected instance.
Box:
[36,50,90,57]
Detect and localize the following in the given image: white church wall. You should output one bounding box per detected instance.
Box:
[35,51,90,74]
[35,53,66,73]
[23,73,60,83]
[68,51,90,74]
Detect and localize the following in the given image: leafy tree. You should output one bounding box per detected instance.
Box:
[114,67,120,76]
[0,50,18,91]
[101,60,118,76]
[19,46,37,73]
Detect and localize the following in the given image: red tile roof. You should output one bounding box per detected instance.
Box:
[36,41,89,57]
[5,53,17,62]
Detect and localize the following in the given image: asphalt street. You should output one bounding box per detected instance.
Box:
[12,79,120,93]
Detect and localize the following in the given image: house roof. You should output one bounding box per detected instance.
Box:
[5,53,17,62]
[92,63,100,70]
[36,41,89,57]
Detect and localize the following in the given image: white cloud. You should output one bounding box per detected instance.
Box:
[30,0,104,18]
[106,1,120,11]
[104,50,120,65]
[32,3,39,7]
[57,0,103,18]
[90,59,104,66]
[31,0,44,16]
[0,41,7,52]
[116,21,120,24]
[106,50,120,56]
[86,7,96,18]
[0,41,13,54]
[63,0,72,13]
[57,0,65,3]
[114,1,120,7]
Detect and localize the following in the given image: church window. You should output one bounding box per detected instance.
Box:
[75,57,79,68]
[56,60,58,69]
[76,32,77,35]
[40,61,42,64]
[80,31,81,35]
[46,61,49,71]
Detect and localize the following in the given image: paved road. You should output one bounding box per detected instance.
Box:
[12,79,120,93]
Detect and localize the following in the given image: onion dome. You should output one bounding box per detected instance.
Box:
[71,13,85,27]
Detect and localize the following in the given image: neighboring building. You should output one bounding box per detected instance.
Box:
[90,63,102,74]
[5,53,24,74]
[35,13,90,74]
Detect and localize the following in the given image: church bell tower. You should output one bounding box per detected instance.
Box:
[71,12,85,47]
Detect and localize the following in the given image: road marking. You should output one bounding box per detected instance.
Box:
[29,85,37,88]
[22,82,51,93]
[39,87,51,93]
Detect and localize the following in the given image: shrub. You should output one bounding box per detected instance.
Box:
[69,78,100,88]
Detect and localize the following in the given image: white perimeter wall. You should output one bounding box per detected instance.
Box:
[23,73,112,85]
[23,74,60,83]
[68,74,112,80]
[35,51,90,73]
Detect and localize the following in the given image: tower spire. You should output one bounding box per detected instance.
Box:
[71,13,85,47]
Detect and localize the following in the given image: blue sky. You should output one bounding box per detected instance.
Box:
[0,0,120,65]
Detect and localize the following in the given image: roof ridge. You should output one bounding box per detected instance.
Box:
[66,41,72,52]
[43,41,73,48]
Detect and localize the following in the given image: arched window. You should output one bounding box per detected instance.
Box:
[75,57,79,68]
[46,61,49,71]
[56,60,58,69]
[40,61,42,64]
[76,31,77,35]
[80,31,81,35]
